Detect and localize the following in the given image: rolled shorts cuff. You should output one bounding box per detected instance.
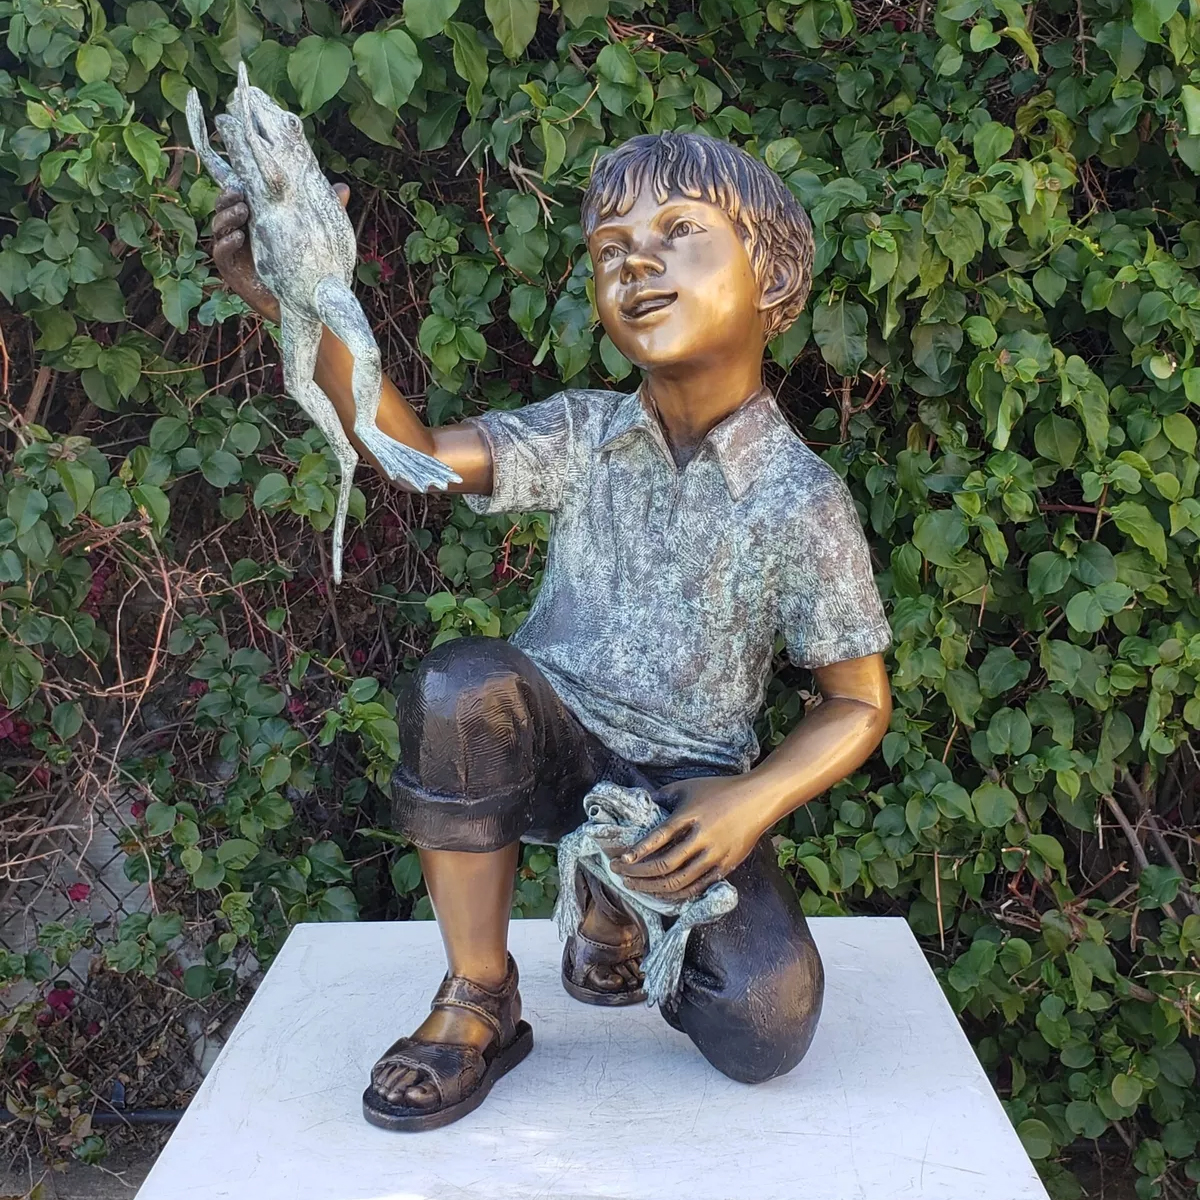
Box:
[390,766,538,852]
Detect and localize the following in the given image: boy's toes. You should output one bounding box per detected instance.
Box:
[373,1064,439,1107]
[399,1078,440,1107]
[372,1062,412,1096]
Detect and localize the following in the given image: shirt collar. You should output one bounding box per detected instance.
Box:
[597,386,783,501]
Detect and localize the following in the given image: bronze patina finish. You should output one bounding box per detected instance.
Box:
[211,131,892,1129]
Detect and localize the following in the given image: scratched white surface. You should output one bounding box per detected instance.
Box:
[135,918,1048,1200]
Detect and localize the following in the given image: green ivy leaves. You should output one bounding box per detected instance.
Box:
[288,36,352,114]
[353,30,422,111]
[484,0,539,59]
[812,294,867,375]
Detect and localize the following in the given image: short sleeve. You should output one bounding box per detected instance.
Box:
[781,476,891,670]
[462,393,574,515]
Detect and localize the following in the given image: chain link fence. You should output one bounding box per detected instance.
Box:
[1,794,250,1174]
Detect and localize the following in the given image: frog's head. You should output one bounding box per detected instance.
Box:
[584,782,661,829]
[216,62,311,204]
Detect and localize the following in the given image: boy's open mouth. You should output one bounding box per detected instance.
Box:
[622,291,677,320]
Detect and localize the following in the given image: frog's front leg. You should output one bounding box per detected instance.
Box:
[279,306,358,584]
[312,276,461,493]
[553,830,590,942]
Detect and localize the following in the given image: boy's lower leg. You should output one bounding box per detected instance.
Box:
[371,842,519,1108]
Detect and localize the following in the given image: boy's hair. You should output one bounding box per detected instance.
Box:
[580,132,814,339]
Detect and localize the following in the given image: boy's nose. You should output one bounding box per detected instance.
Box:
[621,248,665,281]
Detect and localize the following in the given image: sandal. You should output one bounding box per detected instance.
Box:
[362,955,533,1132]
[561,874,647,1007]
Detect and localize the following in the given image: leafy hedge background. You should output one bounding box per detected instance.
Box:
[3,0,1200,1192]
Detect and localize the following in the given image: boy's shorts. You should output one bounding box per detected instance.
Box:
[391,636,825,1084]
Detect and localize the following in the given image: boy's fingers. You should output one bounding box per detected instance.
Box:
[672,866,722,901]
[215,186,246,211]
[334,182,350,208]
[212,202,249,238]
[626,853,712,898]
[616,828,699,878]
[620,816,689,865]
[213,230,245,256]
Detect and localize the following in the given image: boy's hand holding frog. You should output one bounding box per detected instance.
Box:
[210,181,350,322]
[612,655,890,902]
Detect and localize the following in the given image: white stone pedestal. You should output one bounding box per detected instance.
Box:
[135,918,1049,1200]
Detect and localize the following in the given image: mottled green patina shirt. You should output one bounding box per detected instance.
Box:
[465,387,891,773]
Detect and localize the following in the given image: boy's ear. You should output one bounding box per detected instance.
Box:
[756,256,803,317]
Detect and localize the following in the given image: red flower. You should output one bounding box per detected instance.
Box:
[351,542,370,564]
[32,765,49,788]
[67,882,91,903]
[46,987,75,1016]
[131,800,146,819]
[351,649,367,666]
[188,680,208,697]
[286,697,306,717]
[0,713,14,740]
[85,1021,101,1037]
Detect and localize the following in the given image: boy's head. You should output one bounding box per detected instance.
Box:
[581,132,814,373]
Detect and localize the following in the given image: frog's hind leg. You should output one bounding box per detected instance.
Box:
[642,885,737,1010]
[313,276,461,493]
[553,833,587,941]
[279,306,356,585]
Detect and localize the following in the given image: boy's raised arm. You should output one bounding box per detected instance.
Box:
[210,186,494,496]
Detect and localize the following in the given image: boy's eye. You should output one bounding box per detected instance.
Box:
[598,243,625,263]
[669,219,702,239]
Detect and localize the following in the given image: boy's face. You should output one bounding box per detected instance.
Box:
[588,189,765,374]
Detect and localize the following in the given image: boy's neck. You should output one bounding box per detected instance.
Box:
[642,357,766,466]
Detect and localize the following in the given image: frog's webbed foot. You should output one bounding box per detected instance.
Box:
[279,307,358,584]
[313,276,461,493]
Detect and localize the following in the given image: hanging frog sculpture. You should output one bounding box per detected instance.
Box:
[186,64,460,582]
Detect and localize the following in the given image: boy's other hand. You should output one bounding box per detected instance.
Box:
[610,776,761,901]
[210,183,351,321]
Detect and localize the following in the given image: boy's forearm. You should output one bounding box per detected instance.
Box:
[739,654,891,835]
[312,326,434,459]
[311,327,493,493]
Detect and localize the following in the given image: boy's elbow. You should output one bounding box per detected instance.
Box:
[861,653,892,745]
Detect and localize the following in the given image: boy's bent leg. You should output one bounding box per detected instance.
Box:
[391,635,604,850]
[668,839,825,1084]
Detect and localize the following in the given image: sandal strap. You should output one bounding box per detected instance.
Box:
[372,1038,483,1108]
[430,954,520,1043]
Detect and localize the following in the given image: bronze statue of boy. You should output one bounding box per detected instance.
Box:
[211,131,892,1132]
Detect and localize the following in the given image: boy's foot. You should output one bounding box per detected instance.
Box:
[363,955,532,1132]
[562,878,646,1006]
